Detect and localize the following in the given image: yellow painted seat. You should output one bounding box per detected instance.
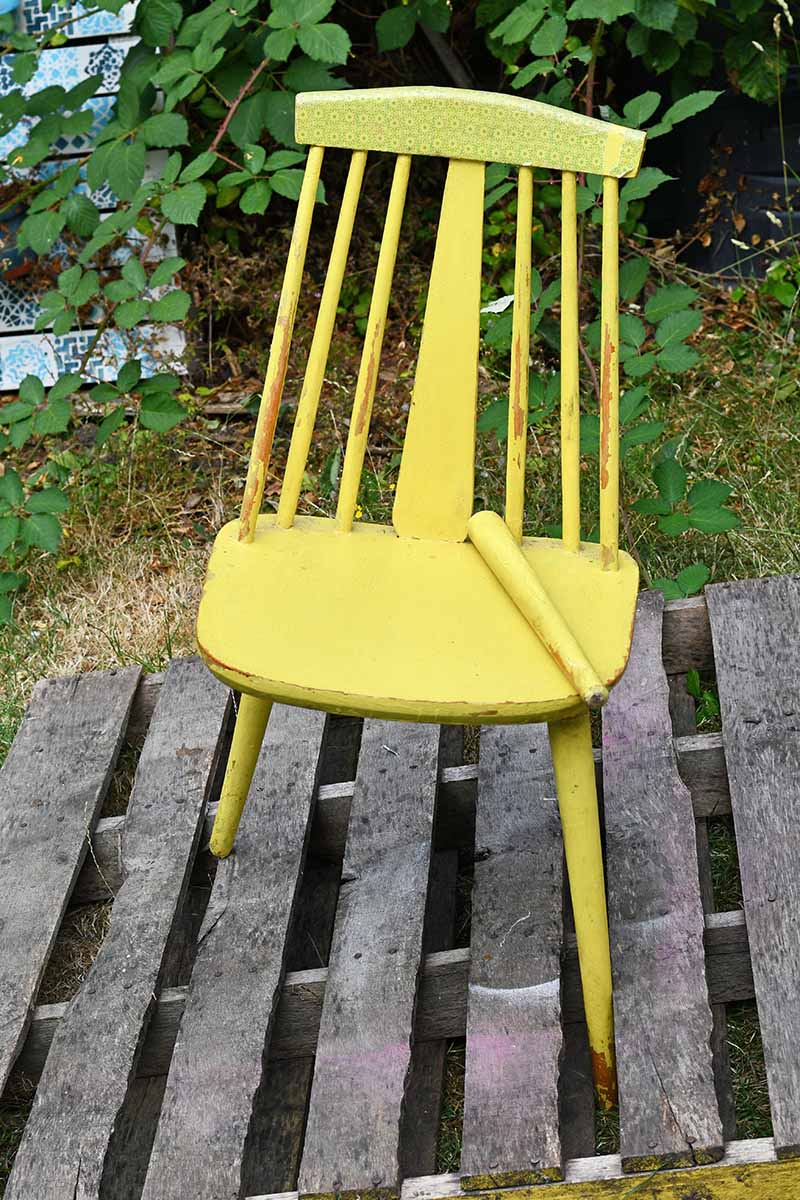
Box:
[196,86,647,1110]
[199,515,638,724]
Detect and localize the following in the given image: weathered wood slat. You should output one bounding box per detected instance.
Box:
[603,591,723,1172]
[0,666,140,1095]
[707,575,800,1159]
[400,849,459,1178]
[242,858,342,1196]
[298,720,440,1200]
[73,730,731,903]
[461,725,563,1188]
[17,909,752,1086]
[141,704,327,1200]
[5,658,228,1199]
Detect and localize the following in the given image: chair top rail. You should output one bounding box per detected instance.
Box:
[295,86,646,178]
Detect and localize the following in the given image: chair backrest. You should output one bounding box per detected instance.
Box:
[238,87,646,572]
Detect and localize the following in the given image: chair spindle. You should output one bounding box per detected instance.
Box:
[239,145,324,543]
[599,175,620,570]
[336,154,411,533]
[560,170,581,552]
[277,150,367,529]
[505,165,533,544]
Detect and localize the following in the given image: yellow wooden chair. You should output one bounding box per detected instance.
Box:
[197,87,646,1108]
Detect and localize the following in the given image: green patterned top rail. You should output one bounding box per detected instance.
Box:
[295,87,646,179]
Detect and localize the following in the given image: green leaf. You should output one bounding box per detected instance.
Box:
[264,26,297,59]
[180,151,216,183]
[620,420,664,454]
[297,22,351,64]
[25,487,68,514]
[19,211,66,255]
[48,373,83,403]
[530,14,566,55]
[0,468,24,507]
[240,180,273,214]
[512,58,555,89]
[264,91,297,145]
[109,139,146,201]
[688,507,740,533]
[621,91,660,127]
[658,511,690,536]
[229,91,270,147]
[634,0,678,30]
[270,169,305,200]
[33,399,71,434]
[19,375,45,407]
[149,289,191,321]
[676,562,710,595]
[284,56,348,91]
[651,576,684,601]
[653,457,686,504]
[631,496,671,515]
[644,283,698,322]
[139,392,187,432]
[620,313,646,348]
[657,343,700,373]
[655,308,702,349]
[138,0,183,45]
[12,52,37,85]
[61,193,100,236]
[647,90,721,138]
[0,515,21,555]
[566,0,634,18]
[72,270,101,308]
[477,398,509,439]
[619,255,650,300]
[90,383,120,403]
[149,256,187,287]
[161,181,208,226]
[23,512,61,553]
[95,406,127,446]
[141,112,188,147]
[243,144,266,174]
[293,0,335,22]
[0,571,25,594]
[620,167,674,205]
[115,299,150,329]
[105,279,139,303]
[117,360,142,392]
[688,479,732,510]
[376,6,417,51]
[264,149,306,170]
[493,0,545,44]
[1,401,35,426]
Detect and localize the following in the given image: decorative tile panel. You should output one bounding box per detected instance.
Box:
[16,0,136,40]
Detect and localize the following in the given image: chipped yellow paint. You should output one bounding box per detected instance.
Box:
[504,165,533,545]
[209,694,272,858]
[467,511,608,709]
[460,1155,800,1200]
[393,159,484,541]
[336,155,410,533]
[600,176,620,570]
[560,170,581,553]
[296,87,646,177]
[277,150,366,530]
[549,710,617,1110]
[239,145,323,543]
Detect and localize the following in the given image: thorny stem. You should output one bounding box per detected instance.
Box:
[209,59,270,153]
[584,20,604,120]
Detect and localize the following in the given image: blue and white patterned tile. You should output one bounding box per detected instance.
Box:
[0,324,185,389]
[17,0,137,40]
[0,38,136,99]
[0,94,116,161]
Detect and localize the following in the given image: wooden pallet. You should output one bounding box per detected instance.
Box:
[1,579,799,1199]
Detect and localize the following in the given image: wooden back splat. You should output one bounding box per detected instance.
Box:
[392,159,484,541]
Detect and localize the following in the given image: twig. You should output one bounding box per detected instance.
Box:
[209,59,270,154]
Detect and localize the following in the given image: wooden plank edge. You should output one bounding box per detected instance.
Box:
[17,910,751,1083]
[248,1139,790,1200]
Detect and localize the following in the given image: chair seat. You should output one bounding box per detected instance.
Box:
[197,515,639,724]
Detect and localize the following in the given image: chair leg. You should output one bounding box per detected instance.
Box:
[548,708,617,1110]
[210,694,272,859]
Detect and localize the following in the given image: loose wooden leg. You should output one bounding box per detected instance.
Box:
[210,695,272,858]
[548,709,617,1110]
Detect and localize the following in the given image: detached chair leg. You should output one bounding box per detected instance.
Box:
[548,708,617,1110]
[210,694,272,859]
